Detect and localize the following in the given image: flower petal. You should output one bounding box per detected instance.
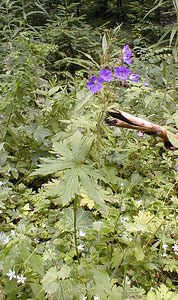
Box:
[99,68,113,82]
[114,66,131,81]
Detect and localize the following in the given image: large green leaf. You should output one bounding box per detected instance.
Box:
[93,269,112,298]
[146,284,178,300]
[70,130,94,161]
[52,141,73,159]
[41,167,79,206]
[78,166,108,212]
[42,267,60,295]
[58,265,70,280]
[56,207,93,232]
[70,130,84,160]
[134,240,145,261]
[60,167,80,205]
[31,158,72,176]
[28,254,44,276]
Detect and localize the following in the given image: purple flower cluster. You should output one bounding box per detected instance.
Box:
[86,68,112,94]
[86,44,139,94]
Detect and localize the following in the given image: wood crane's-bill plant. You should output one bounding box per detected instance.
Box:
[0,16,178,299]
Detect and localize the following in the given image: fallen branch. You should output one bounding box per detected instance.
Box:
[106,109,178,149]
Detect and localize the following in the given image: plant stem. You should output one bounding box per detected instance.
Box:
[123,266,127,299]
[95,90,110,170]
[73,195,80,263]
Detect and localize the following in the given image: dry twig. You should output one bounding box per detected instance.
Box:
[106,109,178,149]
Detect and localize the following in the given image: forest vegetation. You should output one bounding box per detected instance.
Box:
[0,0,178,299]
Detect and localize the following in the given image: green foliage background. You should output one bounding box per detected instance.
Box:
[0,0,178,299]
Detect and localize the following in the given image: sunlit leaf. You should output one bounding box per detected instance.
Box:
[31,158,72,176]
[102,33,107,56]
[78,166,108,212]
[60,167,79,205]
[42,267,60,295]
[134,240,145,261]
[48,86,60,96]
[146,284,178,300]
[80,193,95,209]
[56,207,92,231]
[167,132,178,148]
[52,142,73,159]
[58,265,70,280]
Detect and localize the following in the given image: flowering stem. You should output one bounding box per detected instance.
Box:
[73,195,80,263]
[95,95,109,171]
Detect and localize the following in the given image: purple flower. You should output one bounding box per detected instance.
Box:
[86,75,103,94]
[122,44,132,65]
[99,68,113,82]
[129,73,139,82]
[114,66,131,81]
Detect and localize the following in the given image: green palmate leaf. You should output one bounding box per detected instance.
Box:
[80,192,95,209]
[70,130,84,160]
[108,286,124,300]
[52,142,73,159]
[164,259,178,273]
[42,267,60,295]
[70,130,93,161]
[93,269,112,296]
[78,166,108,212]
[42,168,79,206]
[60,167,80,205]
[133,211,156,232]
[56,207,92,232]
[146,284,178,300]
[33,126,50,143]
[58,265,70,280]
[79,137,94,161]
[134,240,145,261]
[31,158,72,176]
[28,254,44,276]
[32,131,93,178]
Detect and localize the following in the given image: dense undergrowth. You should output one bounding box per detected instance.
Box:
[0,0,178,299]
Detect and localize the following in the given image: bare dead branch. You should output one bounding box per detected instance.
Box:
[106,109,178,149]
